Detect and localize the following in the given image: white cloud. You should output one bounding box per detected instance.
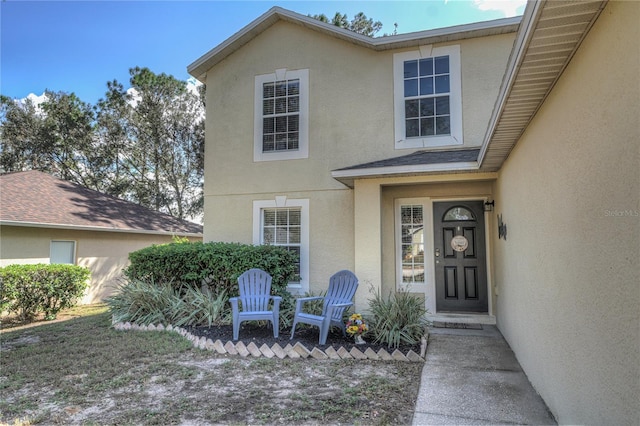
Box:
[472,0,526,18]
[17,93,48,116]
[186,77,202,98]
[19,92,48,108]
[126,87,141,108]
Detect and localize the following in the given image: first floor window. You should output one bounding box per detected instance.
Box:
[50,240,76,264]
[253,198,309,293]
[395,198,432,290]
[400,205,426,285]
[261,208,301,279]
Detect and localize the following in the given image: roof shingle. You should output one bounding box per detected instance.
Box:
[0,171,202,235]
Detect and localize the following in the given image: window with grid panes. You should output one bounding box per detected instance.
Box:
[400,205,426,285]
[393,46,462,149]
[403,56,451,138]
[254,69,308,161]
[262,208,301,279]
[262,79,300,152]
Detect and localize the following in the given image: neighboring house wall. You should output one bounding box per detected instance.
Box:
[203,18,515,297]
[0,225,202,304]
[492,2,639,424]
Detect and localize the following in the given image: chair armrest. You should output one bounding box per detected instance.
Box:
[294,296,323,310]
[327,302,353,309]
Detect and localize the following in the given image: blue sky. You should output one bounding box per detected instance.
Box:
[1,1,525,106]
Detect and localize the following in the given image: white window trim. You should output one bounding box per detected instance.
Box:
[50,240,77,265]
[393,45,462,149]
[395,198,434,293]
[254,68,309,162]
[253,197,309,294]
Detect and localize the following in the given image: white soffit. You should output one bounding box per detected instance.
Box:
[479,0,608,171]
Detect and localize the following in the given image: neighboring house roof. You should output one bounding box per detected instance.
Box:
[0,171,203,236]
[188,6,520,82]
[479,0,608,170]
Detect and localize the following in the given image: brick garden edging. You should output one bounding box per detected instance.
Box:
[113,322,427,362]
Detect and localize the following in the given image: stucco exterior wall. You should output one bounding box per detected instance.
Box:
[0,226,202,304]
[202,20,514,295]
[492,2,639,424]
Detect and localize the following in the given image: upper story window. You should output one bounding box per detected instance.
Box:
[254,69,309,162]
[394,45,462,149]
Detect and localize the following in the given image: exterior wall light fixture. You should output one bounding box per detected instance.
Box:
[484,200,495,212]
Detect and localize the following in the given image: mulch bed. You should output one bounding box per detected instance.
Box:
[185,322,422,354]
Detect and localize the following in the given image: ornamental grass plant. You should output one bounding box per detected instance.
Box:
[368,286,429,349]
[106,279,230,327]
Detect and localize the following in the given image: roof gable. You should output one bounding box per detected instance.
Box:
[188,6,520,82]
[0,171,202,235]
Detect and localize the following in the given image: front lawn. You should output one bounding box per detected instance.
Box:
[0,305,422,425]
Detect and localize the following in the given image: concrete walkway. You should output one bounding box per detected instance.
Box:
[413,325,556,425]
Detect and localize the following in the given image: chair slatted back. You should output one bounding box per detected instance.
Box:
[238,269,273,312]
[323,270,359,321]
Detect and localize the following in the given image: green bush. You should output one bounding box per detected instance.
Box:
[121,241,299,327]
[0,264,90,321]
[125,241,297,298]
[368,287,429,349]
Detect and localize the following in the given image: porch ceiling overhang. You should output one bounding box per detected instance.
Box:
[187,7,520,82]
[478,0,608,171]
[331,149,481,188]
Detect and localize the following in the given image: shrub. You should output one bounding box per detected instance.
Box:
[367,286,429,349]
[124,241,299,326]
[106,279,230,327]
[125,241,297,298]
[0,264,90,321]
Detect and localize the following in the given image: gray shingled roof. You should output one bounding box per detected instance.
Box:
[0,171,202,235]
[334,149,480,171]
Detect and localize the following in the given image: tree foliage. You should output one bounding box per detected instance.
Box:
[0,68,204,221]
[310,11,384,37]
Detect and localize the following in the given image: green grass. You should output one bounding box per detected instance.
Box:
[1,304,423,425]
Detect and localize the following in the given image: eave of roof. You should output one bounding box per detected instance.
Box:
[0,220,203,237]
[331,149,482,188]
[479,0,608,170]
[187,6,520,82]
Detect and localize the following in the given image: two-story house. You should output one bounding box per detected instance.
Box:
[189,1,638,424]
[188,6,518,315]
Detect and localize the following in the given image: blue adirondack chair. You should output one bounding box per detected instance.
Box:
[290,270,359,345]
[230,268,282,340]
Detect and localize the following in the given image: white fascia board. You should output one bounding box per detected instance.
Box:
[187,6,521,82]
[0,221,202,238]
[331,161,480,180]
[374,16,521,47]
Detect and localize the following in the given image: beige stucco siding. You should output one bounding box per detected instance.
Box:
[203,22,515,197]
[0,226,201,304]
[203,20,514,294]
[492,2,639,424]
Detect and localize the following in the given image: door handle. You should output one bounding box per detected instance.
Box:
[435,248,440,257]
